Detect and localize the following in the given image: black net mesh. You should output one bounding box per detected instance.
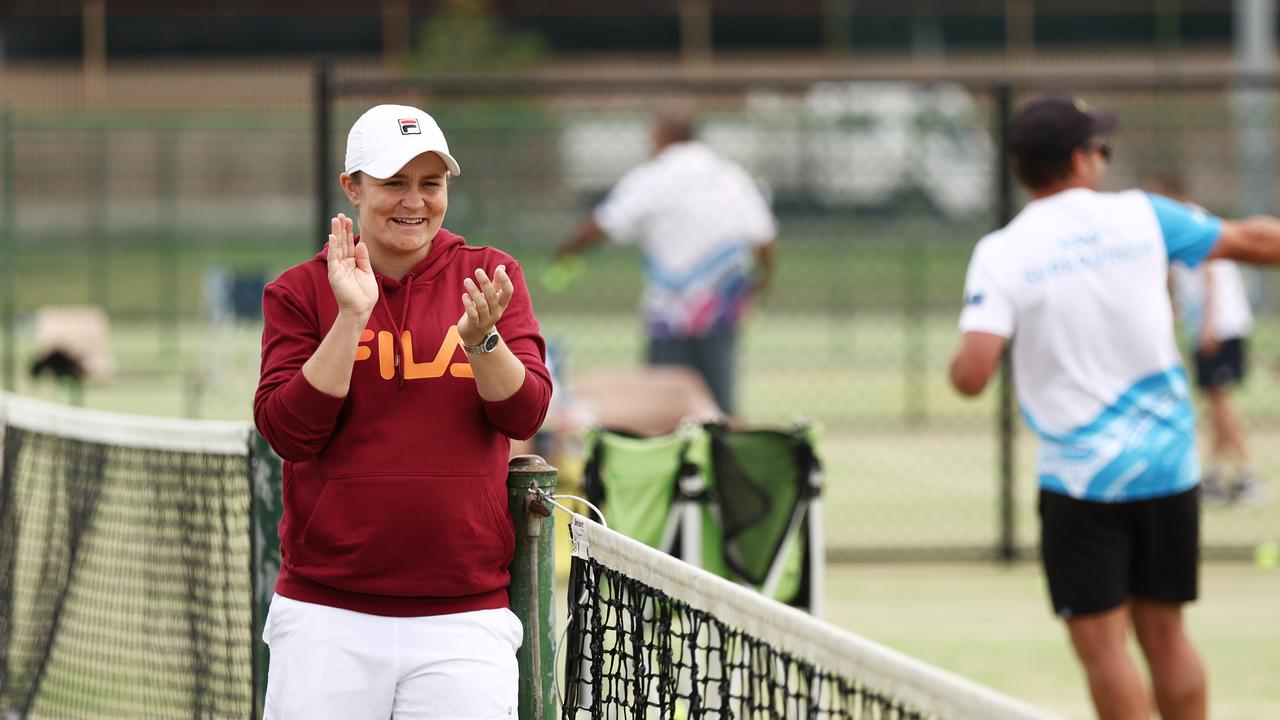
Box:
[561,555,929,720]
[0,424,254,719]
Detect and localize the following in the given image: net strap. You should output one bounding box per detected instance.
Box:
[569,513,1058,720]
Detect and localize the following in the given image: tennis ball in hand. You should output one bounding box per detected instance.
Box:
[540,256,585,294]
[1256,541,1280,571]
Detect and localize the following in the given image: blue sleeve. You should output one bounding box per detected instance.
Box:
[1146,192,1223,267]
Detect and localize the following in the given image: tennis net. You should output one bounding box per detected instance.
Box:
[0,392,256,719]
[562,513,1056,720]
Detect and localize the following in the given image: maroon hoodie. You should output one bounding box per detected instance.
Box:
[254,228,551,617]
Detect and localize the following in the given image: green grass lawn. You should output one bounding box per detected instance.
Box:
[818,561,1280,720]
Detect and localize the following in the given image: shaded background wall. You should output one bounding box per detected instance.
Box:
[0,1,1242,62]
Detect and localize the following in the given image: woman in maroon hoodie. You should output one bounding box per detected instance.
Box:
[254,104,551,720]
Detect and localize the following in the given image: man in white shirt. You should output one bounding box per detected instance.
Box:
[949,93,1280,720]
[1166,189,1263,506]
[555,109,776,416]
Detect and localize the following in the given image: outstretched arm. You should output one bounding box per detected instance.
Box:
[949,331,1008,396]
[1209,216,1280,265]
[553,217,608,261]
[753,240,776,295]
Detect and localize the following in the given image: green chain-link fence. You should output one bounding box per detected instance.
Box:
[3,63,1278,560]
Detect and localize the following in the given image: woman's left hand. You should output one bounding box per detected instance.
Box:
[458,265,514,346]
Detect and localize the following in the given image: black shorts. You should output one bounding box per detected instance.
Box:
[1194,337,1246,389]
[1039,487,1199,618]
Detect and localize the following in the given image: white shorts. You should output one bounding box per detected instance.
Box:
[262,594,522,720]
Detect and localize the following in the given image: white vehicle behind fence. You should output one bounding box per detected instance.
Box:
[559,82,995,219]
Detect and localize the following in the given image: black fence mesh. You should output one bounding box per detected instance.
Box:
[3,62,1278,559]
[324,73,1280,559]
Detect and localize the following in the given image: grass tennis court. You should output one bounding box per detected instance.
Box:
[817,561,1280,720]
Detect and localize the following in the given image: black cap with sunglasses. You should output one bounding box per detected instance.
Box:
[1009,93,1119,165]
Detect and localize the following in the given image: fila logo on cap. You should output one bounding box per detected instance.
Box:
[398,118,421,135]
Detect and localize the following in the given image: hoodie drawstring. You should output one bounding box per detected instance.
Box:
[376,273,415,389]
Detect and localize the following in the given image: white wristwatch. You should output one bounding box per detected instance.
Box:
[463,328,501,354]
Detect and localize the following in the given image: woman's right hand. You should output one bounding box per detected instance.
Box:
[326,213,378,319]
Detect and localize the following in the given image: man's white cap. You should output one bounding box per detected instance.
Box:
[344,104,461,179]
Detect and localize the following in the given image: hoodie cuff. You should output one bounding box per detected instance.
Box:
[278,370,348,429]
[481,369,550,440]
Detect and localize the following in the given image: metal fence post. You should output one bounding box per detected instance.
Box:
[507,454,557,720]
[994,83,1018,562]
[904,232,927,425]
[1,102,14,393]
[157,125,179,357]
[249,432,283,720]
[89,114,108,310]
[314,57,333,251]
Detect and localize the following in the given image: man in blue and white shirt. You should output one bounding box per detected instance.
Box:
[949,93,1280,720]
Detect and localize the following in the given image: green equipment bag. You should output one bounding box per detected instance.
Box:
[580,427,696,551]
[703,423,821,607]
[581,423,822,609]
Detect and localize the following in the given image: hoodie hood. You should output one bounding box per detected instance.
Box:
[314,227,467,293]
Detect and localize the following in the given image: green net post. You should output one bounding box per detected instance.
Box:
[507,454,557,720]
[250,431,284,720]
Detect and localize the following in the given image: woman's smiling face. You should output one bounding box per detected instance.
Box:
[340,151,449,270]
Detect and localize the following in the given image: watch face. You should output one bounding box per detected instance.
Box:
[482,331,500,352]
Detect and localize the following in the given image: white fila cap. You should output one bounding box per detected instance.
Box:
[344,104,461,179]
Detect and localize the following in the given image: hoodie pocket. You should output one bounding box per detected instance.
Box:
[296,471,515,597]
